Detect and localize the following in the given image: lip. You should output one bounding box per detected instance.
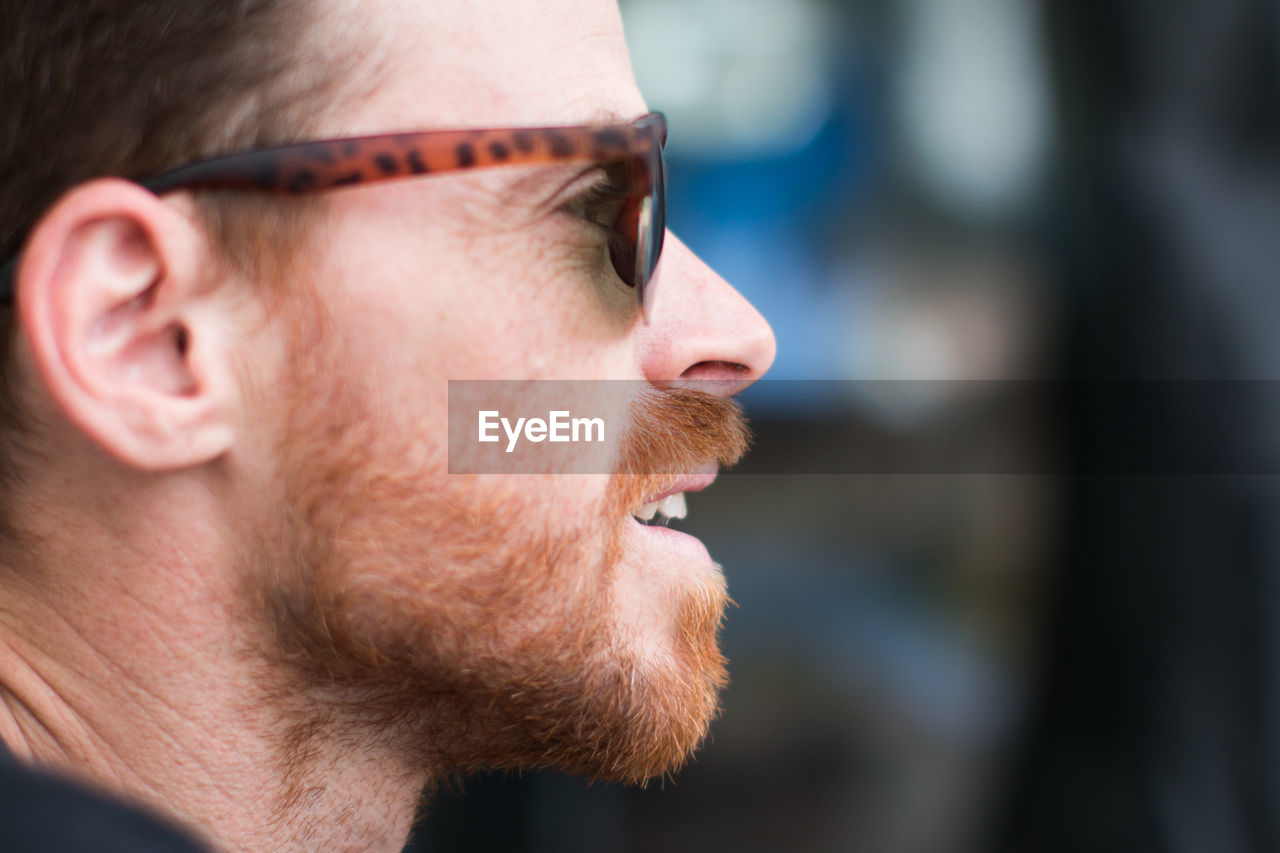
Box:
[641,462,719,506]
[625,516,712,564]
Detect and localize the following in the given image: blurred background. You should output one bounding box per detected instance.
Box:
[416,0,1280,850]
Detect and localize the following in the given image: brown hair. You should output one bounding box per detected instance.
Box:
[0,1,343,524]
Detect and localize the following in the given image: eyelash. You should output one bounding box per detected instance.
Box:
[562,177,631,255]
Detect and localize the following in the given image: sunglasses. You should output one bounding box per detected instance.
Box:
[0,111,668,315]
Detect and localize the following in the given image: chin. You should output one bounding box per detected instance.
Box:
[259,470,729,786]
[470,521,731,784]
[584,534,730,782]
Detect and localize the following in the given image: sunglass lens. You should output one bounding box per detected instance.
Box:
[639,150,666,314]
[605,114,667,317]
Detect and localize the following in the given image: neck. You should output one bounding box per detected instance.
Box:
[0,507,430,853]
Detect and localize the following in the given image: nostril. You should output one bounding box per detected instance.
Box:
[680,360,750,382]
[672,361,755,397]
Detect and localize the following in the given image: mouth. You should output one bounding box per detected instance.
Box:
[631,465,718,525]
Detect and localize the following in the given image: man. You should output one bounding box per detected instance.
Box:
[0,1,774,851]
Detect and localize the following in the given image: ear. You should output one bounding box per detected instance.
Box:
[15,179,238,471]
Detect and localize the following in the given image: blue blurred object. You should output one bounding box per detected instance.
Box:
[667,98,877,408]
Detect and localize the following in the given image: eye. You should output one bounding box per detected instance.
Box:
[562,173,630,248]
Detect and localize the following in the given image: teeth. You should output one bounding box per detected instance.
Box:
[633,492,687,523]
[659,492,687,520]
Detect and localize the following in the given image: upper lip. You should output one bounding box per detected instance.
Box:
[641,463,719,506]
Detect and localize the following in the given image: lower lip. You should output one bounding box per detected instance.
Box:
[626,517,712,563]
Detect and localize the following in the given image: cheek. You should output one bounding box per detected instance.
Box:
[316,203,636,384]
[348,475,625,665]
[431,236,635,379]
[277,359,624,645]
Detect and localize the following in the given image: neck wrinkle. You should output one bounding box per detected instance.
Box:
[0,553,434,853]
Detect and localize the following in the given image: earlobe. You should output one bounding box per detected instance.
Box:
[16,179,237,471]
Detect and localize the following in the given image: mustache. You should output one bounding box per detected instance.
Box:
[610,387,751,514]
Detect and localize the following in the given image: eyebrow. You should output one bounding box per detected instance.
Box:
[583,107,633,126]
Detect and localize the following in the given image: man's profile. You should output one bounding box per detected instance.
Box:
[0,2,774,850]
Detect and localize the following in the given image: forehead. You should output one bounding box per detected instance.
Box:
[320,0,648,132]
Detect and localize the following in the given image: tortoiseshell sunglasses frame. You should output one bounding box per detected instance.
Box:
[0,111,668,314]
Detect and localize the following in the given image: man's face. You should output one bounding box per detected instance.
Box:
[245,0,774,782]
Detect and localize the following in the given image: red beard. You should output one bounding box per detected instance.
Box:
[252,316,749,784]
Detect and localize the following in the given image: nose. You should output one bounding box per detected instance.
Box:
[637,233,776,395]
